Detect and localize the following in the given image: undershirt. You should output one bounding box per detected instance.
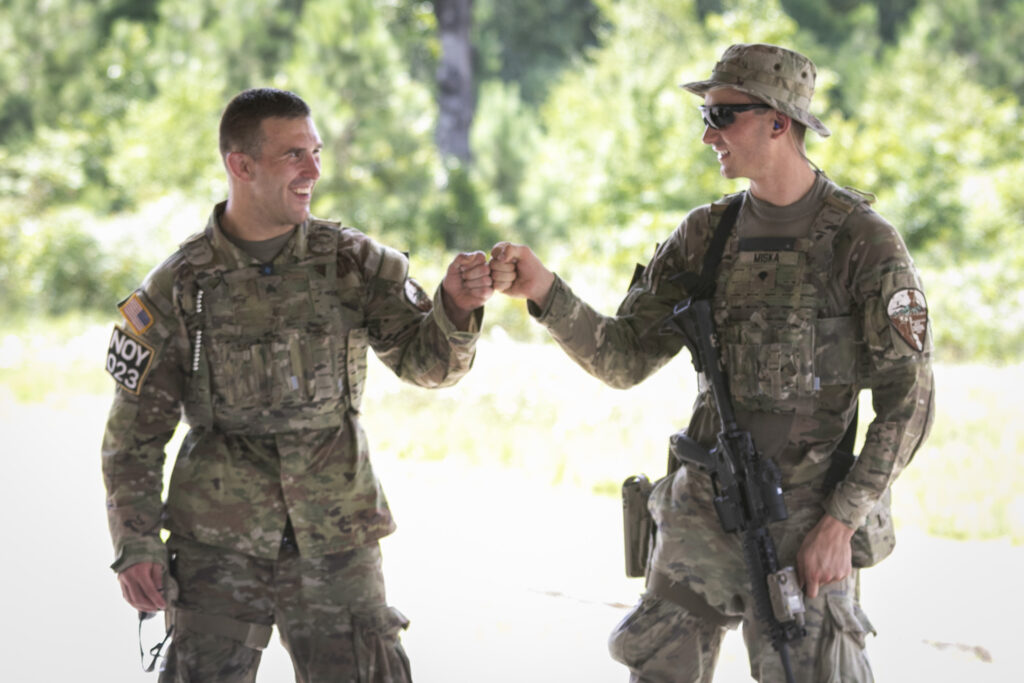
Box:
[224,226,297,263]
[737,172,832,239]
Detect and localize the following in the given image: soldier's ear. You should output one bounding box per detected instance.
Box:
[225,151,254,181]
[770,115,791,138]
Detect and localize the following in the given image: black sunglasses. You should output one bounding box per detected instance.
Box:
[699,103,773,130]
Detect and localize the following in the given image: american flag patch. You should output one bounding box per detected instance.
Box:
[119,292,154,335]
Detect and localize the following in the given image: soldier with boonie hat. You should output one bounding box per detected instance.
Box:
[490,42,934,683]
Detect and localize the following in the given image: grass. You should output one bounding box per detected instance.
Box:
[3,315,1021,544]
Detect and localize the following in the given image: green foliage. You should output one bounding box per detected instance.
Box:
[1,0,1022,364]
[921,250,1024,363]
[919,0,1024,100]
[4,208,150,316]
[425,164,499,250]
[381,1,439,86]
[514,0,801,282]
[474,0,603,105]
[815,5,1023,254]
[285,0,444,246]
[779,0,918,45]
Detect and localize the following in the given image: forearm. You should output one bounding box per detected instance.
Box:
[102,405,175,570]
[825,361,935,527]
[530,275,679,389]
[378,283,481,389]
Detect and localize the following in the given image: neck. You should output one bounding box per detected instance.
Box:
[221,196,297,242]
[748,159,817,207]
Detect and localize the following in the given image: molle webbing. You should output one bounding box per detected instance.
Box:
[179,222,356,433]
[711,183,867,415]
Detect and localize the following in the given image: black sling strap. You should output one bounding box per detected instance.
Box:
[671,192,745,300]
[661,192,743,477]
[825,403,860,490]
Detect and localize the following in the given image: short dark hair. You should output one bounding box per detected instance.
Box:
[218,88,311,159]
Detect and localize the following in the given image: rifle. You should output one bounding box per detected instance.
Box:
[662,297,805,683]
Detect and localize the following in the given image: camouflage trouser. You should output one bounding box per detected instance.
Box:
[159,534,411,683]
[608,572,874,683]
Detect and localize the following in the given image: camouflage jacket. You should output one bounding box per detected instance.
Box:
[533,175,934,533]
[102,203,480,571]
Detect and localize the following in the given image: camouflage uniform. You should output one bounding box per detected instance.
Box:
[531,173,934,682]
[102,202,480,681]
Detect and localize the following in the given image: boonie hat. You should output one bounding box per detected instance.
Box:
[681,43,831,137]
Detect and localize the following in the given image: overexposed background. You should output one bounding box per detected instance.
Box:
[1,332,1019,682]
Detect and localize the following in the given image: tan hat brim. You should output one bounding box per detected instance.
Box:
[681,79,831,137]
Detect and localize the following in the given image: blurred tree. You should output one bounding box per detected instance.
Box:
[920,0,1024,100]
[282,0,444,247]
[382,1,438,86]
[516,0,801,253]
[816,3,1022,254]
[778,0,917,45]
[474,0,603,106]
[433,0,475,163]
[470,81,542,211]
[696,0,725,20]
[1,0,1021,363]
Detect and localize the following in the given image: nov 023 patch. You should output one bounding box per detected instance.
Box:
[106,325,155,394]
[886,288,928,352]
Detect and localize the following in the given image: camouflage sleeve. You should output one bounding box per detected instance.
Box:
[530,215,703,388]
[357,237,480,388]
[825,209,936,528]
[101,262,187,572]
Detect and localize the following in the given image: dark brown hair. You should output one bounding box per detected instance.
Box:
[218,88,310,159]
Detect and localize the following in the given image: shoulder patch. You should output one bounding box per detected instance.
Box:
[886,288,928,352]
[118,292,154,335]
[404,278,432,312]
[106,325,155,394]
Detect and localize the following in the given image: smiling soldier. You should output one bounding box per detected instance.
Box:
[102,88,497,682]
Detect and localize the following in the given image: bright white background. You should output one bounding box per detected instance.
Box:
[1,334,1019,682]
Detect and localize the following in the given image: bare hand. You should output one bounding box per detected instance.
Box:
[118,561,166,612]
[796,514,856,598]
[441,251,493,330]
[490,242,555,308]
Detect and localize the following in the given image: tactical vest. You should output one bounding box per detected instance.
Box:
[712,186,867,416]
[179,221,368,434]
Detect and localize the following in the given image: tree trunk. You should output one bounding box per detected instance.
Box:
[433,0,475,163]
